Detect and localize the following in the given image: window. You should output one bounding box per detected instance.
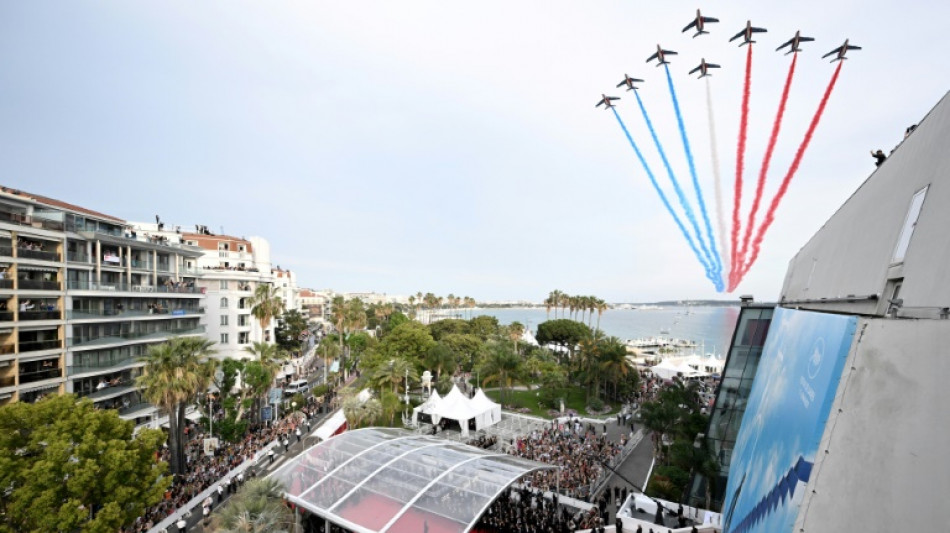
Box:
[220,297,228,308]
[892,185,928,263]
[219,280,228,290]
[220,315,228,326]
[220,333,229,344]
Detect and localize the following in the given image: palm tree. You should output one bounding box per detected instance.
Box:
[241,341,283,422]
[213,477,294,533]
[137,336,217,476]
[478,342,525,404]
[508,321,525,355]
[595,298,608,333]
[599,336,632,400]
[342,393,383,429]
[249,284,284,343]
[330,295,347,375]
[372,358,418,395]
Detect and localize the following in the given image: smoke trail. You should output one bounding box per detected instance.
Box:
[736,52,798,281]
[633,89,716,283]
[664,64,723,291]
[729,44,754,288]
[734,61,844,288]
[705,76,729,290]
[611,107,717,286]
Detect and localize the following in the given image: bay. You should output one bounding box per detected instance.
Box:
[459,306,740,357]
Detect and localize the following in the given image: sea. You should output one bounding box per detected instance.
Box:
[459,306,740,357]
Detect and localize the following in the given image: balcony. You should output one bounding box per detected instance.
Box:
[68,357,143,376]
[19,339,63,352]
[0,311,12,321]
[66,280,202,294]
[0,210,65,231]
[67,251,91,263]
[19,310,62,321]
[68,325,206,348]
[156,263,172,273]
[0,280,12,289]
[19,368,63,384]
[0,375,15,388]
[17,280,62,291]
[16,248,61,262]
[0,246,11,257]
[0,345,14,355]
[66,307,204,320]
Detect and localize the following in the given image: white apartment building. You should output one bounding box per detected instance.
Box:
[272,267,301,315]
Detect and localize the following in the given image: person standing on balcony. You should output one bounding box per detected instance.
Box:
[19,299,33,312]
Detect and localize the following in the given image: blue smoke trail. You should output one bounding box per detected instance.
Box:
[611,107,719,288]
[664,64,724,291]
[632,90,718,285]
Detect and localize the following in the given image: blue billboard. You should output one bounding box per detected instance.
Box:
[722,307,857,533]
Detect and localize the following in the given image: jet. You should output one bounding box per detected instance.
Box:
[646,44,677,66]
[595,94,620,109]
[616,74,644,91]
[682,9,719,38]
[776,31,815,54]
[689,58,721,78]
[729,20,767,46]
[822,39,861,62]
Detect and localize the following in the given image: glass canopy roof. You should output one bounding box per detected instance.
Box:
[273,427,554,533]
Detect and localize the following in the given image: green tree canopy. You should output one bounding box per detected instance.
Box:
[274,309,309,353]
[382,311,409,336]
[427,319,470,341]
[213,477,294,533]
[0,395,169,533]
[536,319,592,357]
[375,321,436,364]
[468,315,500,340]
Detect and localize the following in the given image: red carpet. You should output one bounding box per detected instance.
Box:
[335,491,465,533]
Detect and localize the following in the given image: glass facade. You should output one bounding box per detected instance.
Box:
[688,304,774,511]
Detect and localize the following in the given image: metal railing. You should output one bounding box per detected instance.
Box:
[0,311,13,321]
[0,375,15,388]
[68,358,143,376]
[67,326,206,347]
[19,310,62,321]
[66,280,202,294]
[16,248,60,262]
[18,339,63,352]
[130,259,152,269]
[0,210,65,231]
[17,280,62,291]
[119,402,152,415]
[0,345,14,355]
[0,279,12,289]
[66,307,204,319]
[0,246,12,257]
[18,368,63,384]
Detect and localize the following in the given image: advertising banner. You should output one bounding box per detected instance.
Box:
[722,307,857,533]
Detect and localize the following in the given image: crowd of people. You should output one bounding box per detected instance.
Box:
[472,487,603,533]
[511,421,626,501]
[467,434,498,449]
[122,405,320,533]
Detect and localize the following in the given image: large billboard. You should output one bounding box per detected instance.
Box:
[721,307,857,533]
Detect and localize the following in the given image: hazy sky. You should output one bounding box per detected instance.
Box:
[1,1,946,302]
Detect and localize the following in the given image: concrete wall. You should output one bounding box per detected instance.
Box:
[781,91,950,316]
[794,317,950,532]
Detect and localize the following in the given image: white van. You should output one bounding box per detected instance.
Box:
[284,379,310,396]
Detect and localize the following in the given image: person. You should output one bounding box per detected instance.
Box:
[871,149,886,167]
[0,267,6,280]
[268,448,275,464]
[96,379,108,391]
[20,299,34,312]
[175,517,186,532]
[905,124,917,137]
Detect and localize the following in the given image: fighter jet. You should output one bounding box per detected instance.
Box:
[616,74,644,92]
[822,39,861,62]
[689,58,721,78]
[646,45,677,66]
[776,31,815,54]
[682,9,719,38]
[595,94,620,109]
[729,20,767,46]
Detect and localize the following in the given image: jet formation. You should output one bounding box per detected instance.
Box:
[730,20,768,46]
[616,74,644,91]
[776,31,815,54]
[595,94,620,109]
[689,58,720,78]
[646,45,677,66]
[822,39,862,62]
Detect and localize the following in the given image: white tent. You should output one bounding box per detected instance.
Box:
[650,359,683,380]
[411,389,443,426]
[470,388,502,431]
[431,385,482,437]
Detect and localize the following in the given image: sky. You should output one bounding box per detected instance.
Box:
[1,1,947,303]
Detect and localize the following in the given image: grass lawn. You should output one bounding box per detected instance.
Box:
[484,387,623,419]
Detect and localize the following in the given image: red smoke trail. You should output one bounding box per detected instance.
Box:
[729,44,753,289]
[736,52,798,279]
[732,61,844,289]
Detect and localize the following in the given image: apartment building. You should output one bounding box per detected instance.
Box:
[273,267,301,315]
[0,188,205,427]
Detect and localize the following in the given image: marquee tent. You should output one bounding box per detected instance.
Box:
[410,389,442,426]
[470,389,502,431]
[431,385,482,437]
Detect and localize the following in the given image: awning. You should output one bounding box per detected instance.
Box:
[314,409,348,440]
[16,265,60,273]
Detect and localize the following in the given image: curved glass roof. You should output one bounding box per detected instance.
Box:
[273,427,553,533]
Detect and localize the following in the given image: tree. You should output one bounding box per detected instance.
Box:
[274,309,308,353]
[383,311,409,336]
[375,321,436,363]
[535,319,592,361]
[213,477,294,533]
[468,315,500,340]
[342,393,383,429]
[137,336,217,476]
[428,318,470,341]
[0,395,169,533]
[477,342,525,404]
[243,342,283,422]
[425,342,457,381]
[249,284,284,341]
[371,358,418,395]
[440,333,484,372]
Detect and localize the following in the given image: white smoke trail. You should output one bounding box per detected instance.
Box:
[706,76,730,289]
